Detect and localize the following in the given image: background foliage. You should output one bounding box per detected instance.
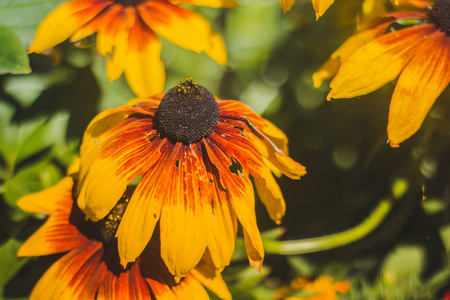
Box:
[1,0,450,299]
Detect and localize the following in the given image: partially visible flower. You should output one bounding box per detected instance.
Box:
[276,275,350,300]
[280,0,335,19]
[17,174,231,299]
[76,79,306,278]
[28,0,236,97]
[314,0,450,147]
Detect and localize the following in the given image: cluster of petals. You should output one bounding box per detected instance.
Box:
[28,0,236,97]
[314,0,450,147]
[17,172,231,299]
[76,92,306,279]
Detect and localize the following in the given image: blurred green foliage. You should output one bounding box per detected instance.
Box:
[1,0,450,299]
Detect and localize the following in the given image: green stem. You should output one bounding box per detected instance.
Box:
[264,199,393,255]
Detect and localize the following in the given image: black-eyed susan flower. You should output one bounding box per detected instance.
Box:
[275,275,350,300]
[314,0,450,147]
[76,79,306,279]
[280,0,335,18]
[18,174,231,299]
[28,0,235,97]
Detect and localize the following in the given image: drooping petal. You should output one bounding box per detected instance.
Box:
[191,268,232,300]
[159,143,214,278]
[29,0,110,53]
[18,192,91,257]
[30,242,104,300]
[327,24,436,100]
[279,0,296,14]
[313,19,394,88]
[203,137,264,271]
[311,0,335,19]
[173,0,239,8]
[78,116,162,221]
[124,21,165,97]
[139,3,212,54]
[17,176,73,216]
[254,167,286,224]
[388,31,450,146]
[116,141,177,267]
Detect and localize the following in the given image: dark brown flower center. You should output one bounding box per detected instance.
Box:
[157,79,220,144]
[113,0,145,6]
[431,0,450,35]
[98,194,130,243]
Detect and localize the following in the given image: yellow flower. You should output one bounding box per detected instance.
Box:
[277,276,350,300]
[280,0,335,19]
[314,0,450,147]
[28,0,236,97]
[76,79,306,278]
[17,175,231,299]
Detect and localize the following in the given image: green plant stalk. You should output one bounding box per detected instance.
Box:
[263,199,392,255]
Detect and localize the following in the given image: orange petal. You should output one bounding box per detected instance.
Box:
[78,117,162,221]
[18,194,91,257]
[30,242,104,299]
[311,0,335,19]
[116,141,177,267]
[174,0,239,8]
[29,0,110,53]
[388,31,450,146]
[254,167,286,224]
[279,0,296,14]
[17,176,73,215]
[313,20,393,88]
[124,22,165,97]
[159,143,214,278]
[328,24,436,100]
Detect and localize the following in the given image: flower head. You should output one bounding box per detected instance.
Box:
[28,0,235,97]
[314,0,450,147]
[18,174,231,299]
[276,275,350,300]
[76,79,306,278]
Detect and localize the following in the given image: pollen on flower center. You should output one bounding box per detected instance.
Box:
[431,0,450,35]
[98,194,129,243]
[157,79,220,144]
[113,0,145,6]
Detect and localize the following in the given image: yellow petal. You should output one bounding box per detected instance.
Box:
[123,24,165,97]
[311,0,335,20]
[328,24,436,100]
[279,0,296,14]
[174,0,239,8]
[17,176,73,215]
[313,20,392,88]
[204,31,228,66]
[29,0,109,53]
[388,31,450,146]
[254,167,286,224]
[191,268,232,300]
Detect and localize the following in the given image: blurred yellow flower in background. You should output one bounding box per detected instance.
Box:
[28,0,235,97]
[314,0,450,147]
[276,275,350,300]
[280,0,335,19]
[76,79,306,279]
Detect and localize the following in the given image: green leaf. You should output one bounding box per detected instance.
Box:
[0,24,30,75]
[0,0,67,47]
[3,160,62,208]
[0,239,29,297]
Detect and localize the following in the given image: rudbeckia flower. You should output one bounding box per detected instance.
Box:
[280,0,335,19]
[18,174,231,299]
[77,79,306,278]
[28,0,235,97]
[314,0,450,147]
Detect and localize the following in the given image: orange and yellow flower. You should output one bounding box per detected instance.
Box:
[276,275,350,300]
[280,0,335,18]
[18,174,231,299]
[314,0,450,147]
[28,0,235,97]
[76,79,306,278]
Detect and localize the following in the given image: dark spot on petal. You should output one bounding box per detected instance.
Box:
[228,157,244,177]
[175,159,179,168]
